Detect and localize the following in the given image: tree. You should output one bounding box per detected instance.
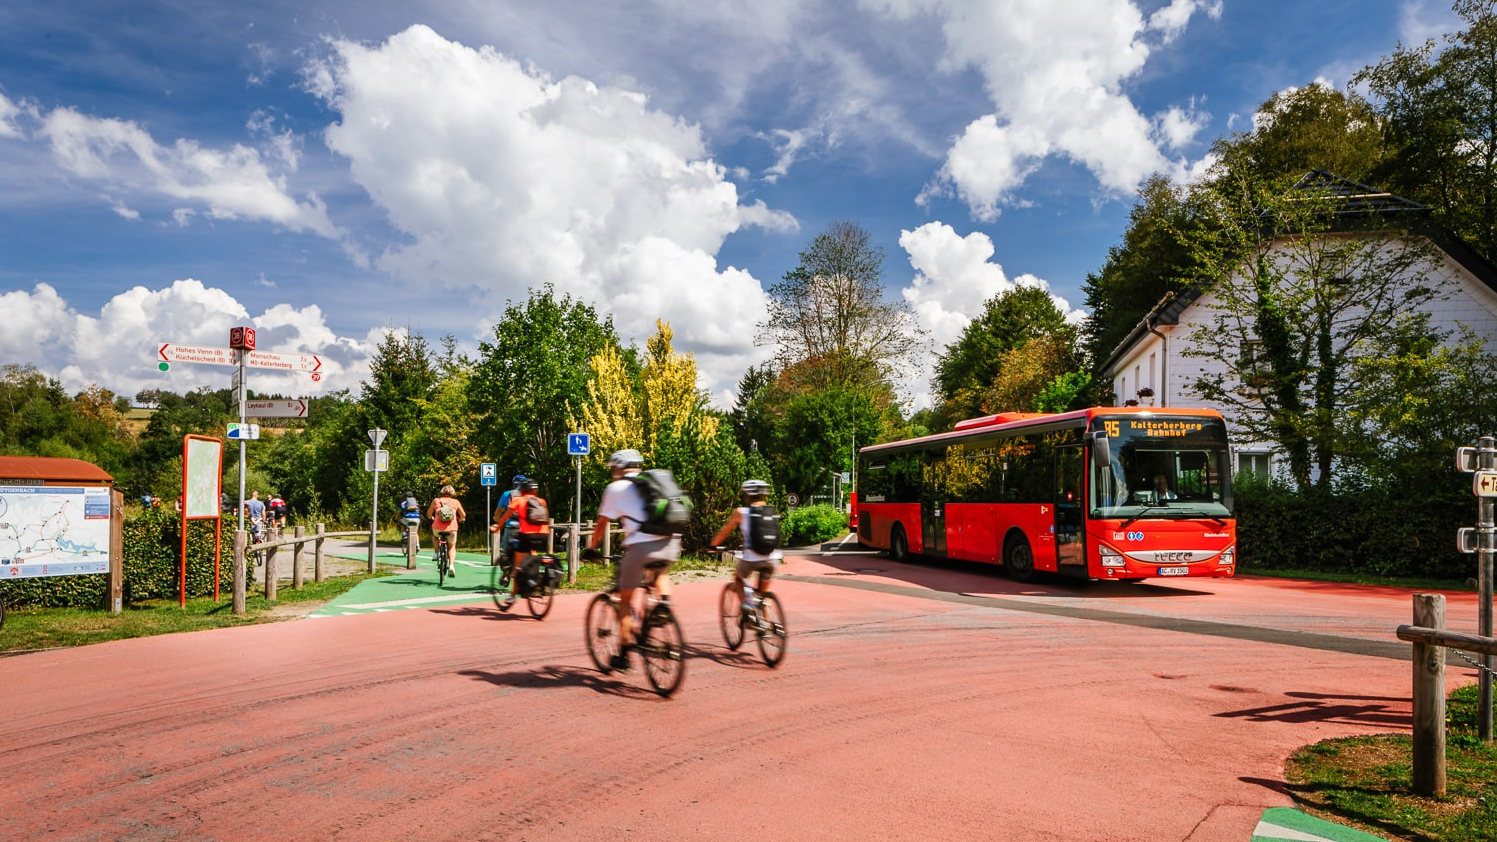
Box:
[1184,168,1448,491]
[759,220,925,392]
[1358,0,1497,263]
[728,364,775,457]
[1222,84,1386,185]
[471,285,621,502]
[936,285,1079,422]
[360,330,438,438]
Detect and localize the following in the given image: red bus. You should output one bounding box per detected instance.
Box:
[855,407,1235,582]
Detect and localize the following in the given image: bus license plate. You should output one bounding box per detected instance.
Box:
[1157,566,1190,576]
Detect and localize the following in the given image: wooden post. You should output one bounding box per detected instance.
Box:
[265,542,278,601]
[602,522,612,561]
[292,525,305,589]
[567,522,580,584]
[1412,592,1447,797]
[109,489,124,614]
[232,529,246,614]
[314,523,326,583]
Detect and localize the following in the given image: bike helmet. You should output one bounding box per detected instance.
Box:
[512,474,527,484]
[606,449,644,469]
[740,479,771,497]
[521,479,539,492]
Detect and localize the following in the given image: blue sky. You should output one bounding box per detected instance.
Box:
[0,0,1462,409]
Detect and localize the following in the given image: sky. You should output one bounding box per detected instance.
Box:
[0,0,1464,413]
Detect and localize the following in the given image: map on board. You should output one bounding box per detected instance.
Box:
[183,437,223,519]
[0,486,112,579]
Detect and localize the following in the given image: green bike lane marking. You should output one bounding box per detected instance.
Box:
[1251,808,1389,841]
[311,548,496,617]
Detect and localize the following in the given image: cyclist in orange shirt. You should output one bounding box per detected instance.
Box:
[494,479,549,609]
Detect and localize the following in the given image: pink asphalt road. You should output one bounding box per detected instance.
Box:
[1,551,1477,842]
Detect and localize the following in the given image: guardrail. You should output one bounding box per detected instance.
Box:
[1395,592,1497,796]
[231,524,372,614]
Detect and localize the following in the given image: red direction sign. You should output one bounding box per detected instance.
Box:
[158,343,236,367]
[243,350,322,374]
[245,400,308,419]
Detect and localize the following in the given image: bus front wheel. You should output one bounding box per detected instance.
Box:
[1005,536,1037,583]
[889,525,909,562]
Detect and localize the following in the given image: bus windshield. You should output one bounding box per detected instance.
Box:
[1089,415,1233,521]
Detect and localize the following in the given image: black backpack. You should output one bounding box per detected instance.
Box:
[629,469,692,535]
[746,505,782,555]
[525,496,549,524]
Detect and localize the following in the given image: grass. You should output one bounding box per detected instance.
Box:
[1240,566,1475,592]
[1286,683,1497,841]
[0,571,391,653]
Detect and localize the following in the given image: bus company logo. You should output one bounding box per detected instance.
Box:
[1203,532,1230,538]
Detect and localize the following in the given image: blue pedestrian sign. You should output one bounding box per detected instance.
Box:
[567,432,590,457]
[479,463,497,486]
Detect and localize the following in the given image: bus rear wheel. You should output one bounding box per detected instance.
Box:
[889,525,909,562]
[1005,536,1037,583]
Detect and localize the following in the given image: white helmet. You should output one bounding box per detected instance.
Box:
[740,479,771,496]
[607,449,644,469]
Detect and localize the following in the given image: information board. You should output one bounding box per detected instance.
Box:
[183,436,223,519]
[0,486,112,578]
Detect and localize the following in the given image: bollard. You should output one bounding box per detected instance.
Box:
[1411,593,1447,797]
[315,523,326,583]
[265,542,278,601]
[233,529,247,614]
[292,525,305,589]
[406,525,418,570]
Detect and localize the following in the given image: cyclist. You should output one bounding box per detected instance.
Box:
[267,492,288,536]
[398,490,422,550]
[582,449,681,671]
[710,479,783,625]
[427,485,466,578]
[493,479,549,609]
[491,475,526,568]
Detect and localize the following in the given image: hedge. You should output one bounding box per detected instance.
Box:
[1234,480,1473,581]
[1,506,238,609]
[783,503,848,548]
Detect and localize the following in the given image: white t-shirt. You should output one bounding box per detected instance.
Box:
[737,506,783,563]
[599,476,650,545]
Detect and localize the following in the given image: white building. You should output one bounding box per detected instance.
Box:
[1099,172,1497,478]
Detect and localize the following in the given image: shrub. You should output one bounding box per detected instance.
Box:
[782,503,847,547]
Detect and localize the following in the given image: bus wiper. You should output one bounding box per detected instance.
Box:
[1121,504,1170,528]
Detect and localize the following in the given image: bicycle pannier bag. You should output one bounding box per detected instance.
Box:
[630,469,693,535]
[746,505,781,555]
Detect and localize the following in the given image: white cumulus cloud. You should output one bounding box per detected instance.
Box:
[306,25,782,400]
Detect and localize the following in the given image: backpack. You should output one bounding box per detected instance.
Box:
[746,504,782,555]
[436,500,456,522]
[629,469,692,535]
[524,496,549,524]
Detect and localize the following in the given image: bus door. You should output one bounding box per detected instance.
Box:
[921,497,946,556]
[1055,444,1085,570]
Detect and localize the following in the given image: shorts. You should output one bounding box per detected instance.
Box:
[617,536,680,590]
[515,532,548,553]
[735,557,776,583]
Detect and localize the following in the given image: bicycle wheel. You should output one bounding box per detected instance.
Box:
[489,564,510,609]
[437,545,450,586]
[718,583,745,650]
[755,592,787,668]
[527,582,554,620]
[639,604,685,697]
[584,593,621,673]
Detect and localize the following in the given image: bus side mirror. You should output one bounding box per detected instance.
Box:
[1091,432,1111,470]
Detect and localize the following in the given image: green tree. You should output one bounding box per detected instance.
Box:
[936,285,1079,422]
[760,220,925,392]
[1358,0,1497,263]
[1184,168,1447,491]
[471,285,621,503]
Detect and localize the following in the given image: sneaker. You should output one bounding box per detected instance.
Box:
[609,653,631,671]
[498,595,515,611]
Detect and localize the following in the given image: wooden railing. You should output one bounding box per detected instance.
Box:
[1395,592,1497,796]
[231,524,372,614]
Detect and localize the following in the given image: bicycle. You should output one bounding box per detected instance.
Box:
[583,556,685,696]
[247,516,267,568]
[490,539,560,620]
[436,531,454,586]
[715,550,787,667]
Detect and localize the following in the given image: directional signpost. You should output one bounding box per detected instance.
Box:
[367,428,387,573]
[1457,438,1497,740]
[567,433,590,579]
[480,463,497,558]
[157,329,321,536]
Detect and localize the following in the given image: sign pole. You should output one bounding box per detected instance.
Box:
[368,428,386,574]
[236,350,247,535]
[1481,437,1495,740]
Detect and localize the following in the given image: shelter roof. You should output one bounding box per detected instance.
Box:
[0,456,114,484]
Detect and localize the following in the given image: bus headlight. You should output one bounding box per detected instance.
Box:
[1100,545,1126,567]
[1219,546,1235,566]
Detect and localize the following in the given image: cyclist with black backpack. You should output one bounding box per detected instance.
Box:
[582,449,688,671]
[710,479,783,624]
[493,479,549,609]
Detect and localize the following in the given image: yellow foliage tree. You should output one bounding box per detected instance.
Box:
[642,320,717,450]
[578,345,644,464]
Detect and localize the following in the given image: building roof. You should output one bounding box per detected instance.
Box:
[1287,170,1429,217]
[0,456,114,484]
